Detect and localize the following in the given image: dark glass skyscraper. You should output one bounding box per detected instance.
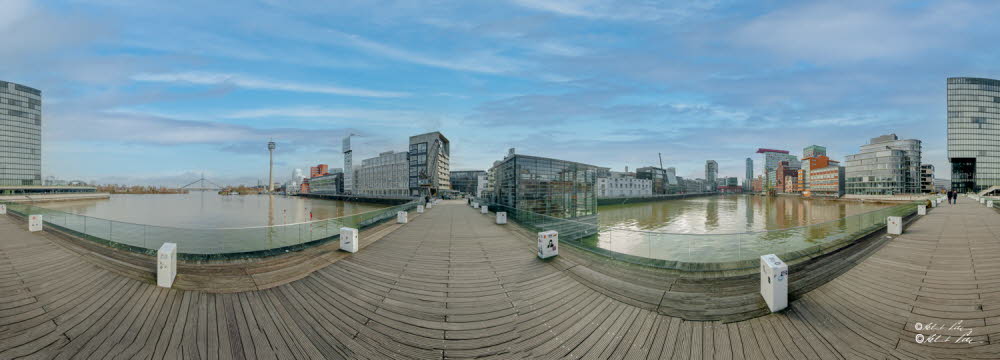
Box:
[0,80,42,187]
[948,77,1000,193]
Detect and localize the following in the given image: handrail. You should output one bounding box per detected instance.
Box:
[0,199,418,259]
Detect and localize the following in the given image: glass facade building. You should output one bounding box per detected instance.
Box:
[449,170,485,195]
[355,151,410,197]
[0,80,42,186]
[705,160,718,189]
[636,167,667,194]
[483,153,599,219]
[844,134,922,195]
[947,77,1000,193]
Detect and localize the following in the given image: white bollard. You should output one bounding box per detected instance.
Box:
[989,201,994,208]
[157,243,177,288]
[340,227,359,253]
[481,205,488,214]
[537,230,559,259]
[917,205,926,215]
[496,212,507,225]
[426,203,432,209]
[930,199,937,208]
[417,205,424,213]
[28,214,43,232]
[0,204,6,215]
[473,202,480,209]
[981,198,986,205]
[887,216,902,235]
[397,211,408,224]
[760,254,788,312]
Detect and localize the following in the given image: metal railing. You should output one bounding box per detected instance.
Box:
[479,199,918,271]
[1,199,417,259]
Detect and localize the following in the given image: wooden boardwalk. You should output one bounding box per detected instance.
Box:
[1,200,998,359]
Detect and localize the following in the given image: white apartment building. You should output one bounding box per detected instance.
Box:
[598,172,653,198]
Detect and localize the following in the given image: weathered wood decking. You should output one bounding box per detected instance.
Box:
[1,200,999,359]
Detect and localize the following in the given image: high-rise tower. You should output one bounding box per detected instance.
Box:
[948,77,1000,193]
[267,141,276,192]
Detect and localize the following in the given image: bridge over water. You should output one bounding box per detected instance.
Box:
[1,199,999,358]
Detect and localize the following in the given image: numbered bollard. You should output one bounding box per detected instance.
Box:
[537,231,559,259]
[760,254,788,312]
[917,205,926,215]
[157,243,177,288]
[0,204,6,215]
[981,198,986,205]
[481,205,488,214]
[417,205,424,213]
[397,211,408,224]
[473,202,480,209]
[989,200,994,208]
[427,203,432,209]
[887,216,902,235]
[28,214,43,232]
[496,212,507,225]
[340,227,359,253]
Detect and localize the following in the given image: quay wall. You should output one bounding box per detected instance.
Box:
[297,193,413,205]
[597,192,716,206]
[0,192,111,203]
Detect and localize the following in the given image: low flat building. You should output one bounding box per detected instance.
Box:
[355,151,410,197]
[449,170,485,195]
[309,172,344,195]
[598,172,652,198]
[483,149,598,220]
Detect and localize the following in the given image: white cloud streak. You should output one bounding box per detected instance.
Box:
[132,71,409,98]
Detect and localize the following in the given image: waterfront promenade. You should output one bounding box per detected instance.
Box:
[1,200,999,359]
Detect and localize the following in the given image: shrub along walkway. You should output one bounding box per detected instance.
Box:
[1,199,998,359]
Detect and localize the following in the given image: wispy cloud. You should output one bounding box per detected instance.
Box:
[132,72,409,98]
[335,32,523,74]
[508,0,720,22]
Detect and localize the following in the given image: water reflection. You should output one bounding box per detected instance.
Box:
[36,192,388,228]
[595,195,897,264]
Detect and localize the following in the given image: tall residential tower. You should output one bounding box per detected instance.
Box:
[744,158,753,191]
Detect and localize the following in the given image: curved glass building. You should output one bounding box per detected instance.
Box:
[948,77,1000,193]
[0,80,42,186]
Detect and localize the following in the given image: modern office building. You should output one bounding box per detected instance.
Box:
[0,80,42,186]
[809,165,845,197]
[803,145,827,159]
[597,172,652,198]
[409,132,450,196]
[744,158,753,191]
[665,167,678,186]
[947,77,1000,193]
[636,167,667,194]
[483,150,599,219]
[757,148,799,188]
[354,150,410,197]
[844,134,922,195]
[310,164,329,178]
[449,170,486,195]
[921,164,935,193]
[775,161,800,193]
[705,160,718,190]
[309,172,344,195]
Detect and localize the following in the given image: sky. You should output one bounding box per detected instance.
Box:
[3,0,999,186]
